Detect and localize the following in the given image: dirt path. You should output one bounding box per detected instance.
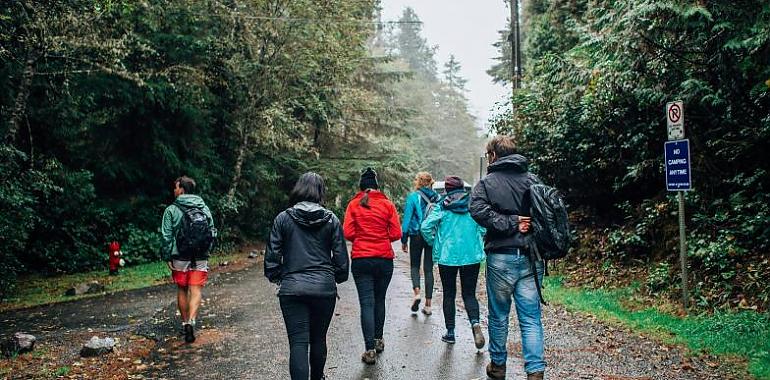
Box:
[0,243,747,379]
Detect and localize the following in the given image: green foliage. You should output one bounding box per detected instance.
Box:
[646,262,671,294]
[0,1,482,297]
[123,225,161,265]
[491,0,770,309]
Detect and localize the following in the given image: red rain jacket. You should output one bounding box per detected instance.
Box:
[343,190,402,260]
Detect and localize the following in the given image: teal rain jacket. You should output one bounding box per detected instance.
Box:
[420,190,485,266]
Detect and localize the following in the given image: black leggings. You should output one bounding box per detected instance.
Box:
[438,264,481,330]
[352,258,394,351]
[279,295,337,380]
[409,234,434,298]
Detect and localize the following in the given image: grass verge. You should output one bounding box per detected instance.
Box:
[543,276,770,379]
[0,252,252,313]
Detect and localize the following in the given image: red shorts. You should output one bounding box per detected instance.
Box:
[172,270,208,287]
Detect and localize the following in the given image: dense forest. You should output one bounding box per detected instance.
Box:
[489,0,770,309]
[0,1,481,297]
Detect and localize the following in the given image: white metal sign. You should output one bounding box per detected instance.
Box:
[666,101,684,140]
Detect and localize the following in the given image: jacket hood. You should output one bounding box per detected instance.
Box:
[442,190,470,213]
[418,187,439,202]
[286,201,333,228]
[175,194,207,208]
[488,154,529,174]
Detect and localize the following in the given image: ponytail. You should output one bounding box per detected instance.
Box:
[360,189,372,208]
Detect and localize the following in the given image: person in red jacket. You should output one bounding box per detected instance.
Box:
[343,167,402,365]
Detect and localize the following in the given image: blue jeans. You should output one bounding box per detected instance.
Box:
[486,250,546,374]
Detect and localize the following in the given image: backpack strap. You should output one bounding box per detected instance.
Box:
[417,190,433,205]
[526,237,547,305]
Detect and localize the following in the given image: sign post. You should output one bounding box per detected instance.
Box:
[665,100,690,312]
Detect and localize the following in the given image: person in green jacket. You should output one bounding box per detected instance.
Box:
[160,176,215,343]
[420,176,486,348]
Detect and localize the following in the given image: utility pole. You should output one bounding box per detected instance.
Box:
[509,0,522,93]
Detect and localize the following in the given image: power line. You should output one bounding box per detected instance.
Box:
[163,10,422,25]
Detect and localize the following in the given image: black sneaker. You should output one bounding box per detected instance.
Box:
[441,333,455,344]
[184,323,196,343]
[374,338,385,353]
[411,296,421,312]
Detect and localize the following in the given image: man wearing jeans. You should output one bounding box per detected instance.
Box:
[470,136,546,380]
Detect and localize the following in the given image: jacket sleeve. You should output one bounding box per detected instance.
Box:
[420,205,441,247]
[201,203,214,229]
[469,180,519,236]
[331,216,350,284]
[400,193,415,244]
[387,202,403,242]
[264,214,284,284]
[160,206,176,262]
[343,202,356,241]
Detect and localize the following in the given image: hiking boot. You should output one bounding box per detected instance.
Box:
[527,371,544,380]
[411,295,421,312]
[472,323,485,349]
[374,338,385,353]
[441,332,455,344]
[184,323,196,343]
[486,362,506,380]
[361,349,376,365]
[421,305,432,315]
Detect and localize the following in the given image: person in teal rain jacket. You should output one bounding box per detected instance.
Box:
[420,176,486,348]
[401,172,440,315]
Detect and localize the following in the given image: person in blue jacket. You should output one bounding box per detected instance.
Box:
[401,171,440,315]
[421,176,486,348]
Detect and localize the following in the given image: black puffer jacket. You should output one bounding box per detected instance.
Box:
[470,154,540,252]
[264,202,349,297]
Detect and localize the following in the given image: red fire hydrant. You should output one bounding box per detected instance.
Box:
[108,241,124,275]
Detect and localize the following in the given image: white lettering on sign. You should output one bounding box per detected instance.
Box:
[668,159,688,165]
[669,169,688,175]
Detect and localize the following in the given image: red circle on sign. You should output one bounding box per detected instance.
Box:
[668,103,681,123]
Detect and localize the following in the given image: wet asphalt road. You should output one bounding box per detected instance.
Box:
[145,246,502,379]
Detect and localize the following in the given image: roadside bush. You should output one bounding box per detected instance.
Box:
[646,262,671,294]
[23,163,113,273]
[123,225,161,265]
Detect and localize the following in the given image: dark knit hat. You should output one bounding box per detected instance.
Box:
[444,176,464,192]
[359,167,379,190]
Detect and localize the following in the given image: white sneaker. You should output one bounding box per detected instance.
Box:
[421,305,432,315]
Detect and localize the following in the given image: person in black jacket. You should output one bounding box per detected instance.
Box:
[470,136,546,380]
[264,172,349,380]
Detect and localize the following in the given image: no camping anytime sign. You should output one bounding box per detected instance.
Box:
[664,139,692,191]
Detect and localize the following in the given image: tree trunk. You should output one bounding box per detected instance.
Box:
[5,55,36,143]
[226,126,249,204]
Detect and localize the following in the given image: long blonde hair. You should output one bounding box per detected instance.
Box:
[413,172,434,190]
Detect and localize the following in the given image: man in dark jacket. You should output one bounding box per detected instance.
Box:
[470,136,546,380]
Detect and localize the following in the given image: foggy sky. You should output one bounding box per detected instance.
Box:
[381,0,511,130]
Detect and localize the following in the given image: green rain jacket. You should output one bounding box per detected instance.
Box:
[160,194,214,261]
